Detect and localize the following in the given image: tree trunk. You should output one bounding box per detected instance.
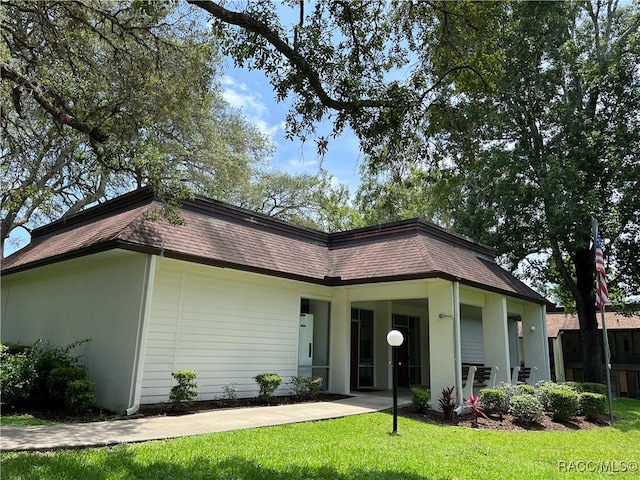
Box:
[574,246,603,383]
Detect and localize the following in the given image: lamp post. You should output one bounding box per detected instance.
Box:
[387,329,404,434]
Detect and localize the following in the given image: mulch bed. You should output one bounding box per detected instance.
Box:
[397,405,610,431]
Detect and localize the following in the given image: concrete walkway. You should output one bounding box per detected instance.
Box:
[1,391,411,452]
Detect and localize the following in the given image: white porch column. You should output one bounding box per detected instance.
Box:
[553,334,566,382]
[483,295,511,383]
[428,280,456,410]
[376,301,393,389]
[330,288,351,394]
[522,304,550,381]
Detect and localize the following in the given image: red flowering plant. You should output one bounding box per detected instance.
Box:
[467,395,488,427]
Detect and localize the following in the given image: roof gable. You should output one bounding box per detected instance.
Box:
[2,188,547,303]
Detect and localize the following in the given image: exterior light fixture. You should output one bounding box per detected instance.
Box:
[387,329,404,433]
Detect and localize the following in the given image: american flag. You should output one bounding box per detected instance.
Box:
[595,234,608,309]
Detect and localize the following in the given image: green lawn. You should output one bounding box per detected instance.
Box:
[0,414,57,427]
[1,398,638,480]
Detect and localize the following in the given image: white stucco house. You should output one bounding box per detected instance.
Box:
[1,188,550,414]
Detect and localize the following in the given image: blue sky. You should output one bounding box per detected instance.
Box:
[220,66,363,189]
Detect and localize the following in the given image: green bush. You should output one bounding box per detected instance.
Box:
[169,370,199,409]
[254,373,282,401]
[30,338,91,405]
[580,382,607,395]
[580,392,606,421]
[479,388,507,415]
[563,381,583,393]
[508,394,544,424]
[410,387,430,413]
[64,379,96,413]
[0,350,37,406]
[535,381,575,410]
[516,384,535,396]
[288,376,323,399]
[548,388,579,421]
[494,382,519,410]
[47,366,87,405]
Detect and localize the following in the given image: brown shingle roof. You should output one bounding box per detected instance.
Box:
[1,188,547,303]
[545,311,640,338]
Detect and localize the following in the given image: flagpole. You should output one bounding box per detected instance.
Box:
[592,218,614,425]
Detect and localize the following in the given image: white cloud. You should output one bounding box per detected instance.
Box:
[221,75,282,138]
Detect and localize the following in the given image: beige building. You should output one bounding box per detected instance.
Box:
[1,188,550,414]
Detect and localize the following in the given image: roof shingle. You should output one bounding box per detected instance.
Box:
[1,189,547,303]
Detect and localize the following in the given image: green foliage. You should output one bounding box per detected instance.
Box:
[479,388,507,415]
[495,382,518,409]
[508,394,544,425]
[169,370,199,410]
[0,349,37,406]
[439,386,455,420]
[535,381,577,411]
[221,383,238,402]
[288,376,323,399]
[563,382,584,394]
[517,384,535,396]
[253,373,283,402]
[579,392,606,421]
[580,382,607,395]
[548,389,579,421]
[64,379,96,414]
[29,339,91,405]
[1,0,272,248]
[228,169,359,233]
[410,387,430,414]
[47,367,87,406]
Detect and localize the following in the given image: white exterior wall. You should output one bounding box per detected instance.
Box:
[0,251,148,411]
[141,258,332,404]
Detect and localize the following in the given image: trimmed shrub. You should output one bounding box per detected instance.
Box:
[509,394,544,425]
[0,350,37,406]
[479,388,507,415]
[169,370,199,409]
[580,392,606,421]
[47,366,86,405]
[516,384,535,396]
[64,379,96,413]
[288,376,323,399]
[563,381,583,393]
[580,382,607,395]
[254,373,282,402]
[535,381,574,411]
[410,387,430,413]
[495,382,518,406]
[548,388,579,421]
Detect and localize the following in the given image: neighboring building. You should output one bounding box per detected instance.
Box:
[544,309,640,398]
[1,188,550,414]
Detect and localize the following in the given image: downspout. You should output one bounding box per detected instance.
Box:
[453,281,463,404]
[126,254,156,416]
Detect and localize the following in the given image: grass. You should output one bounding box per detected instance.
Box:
[1,398,638,480]
[0,414,57,427]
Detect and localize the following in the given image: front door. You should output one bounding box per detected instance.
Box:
[396,326,410,387]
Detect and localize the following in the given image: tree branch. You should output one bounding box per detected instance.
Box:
[187,0,394,111]
[1,61,109,142]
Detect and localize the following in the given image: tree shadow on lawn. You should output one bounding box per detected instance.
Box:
[1,450,436,480]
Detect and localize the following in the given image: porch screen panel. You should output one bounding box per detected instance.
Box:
[460,316,484,365]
